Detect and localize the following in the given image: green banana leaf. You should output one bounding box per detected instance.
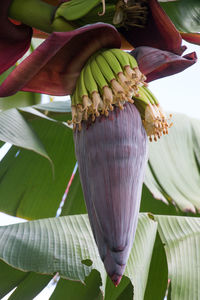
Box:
[50,272,103,300]
[3,271,52,300]
[0,91,41,112]
[0,141,4,148]
[143,232,168,300]
[156,215,200,300]
[34,100,71,113]
[1,214,200,299]
[145,114,200,214]
[160,0,200,33]
[0,214,157,300]
[0,117,76,219]
[33,100,72,122]
[61,171,87,216]
[0,61,41,113]
[0,108,50,161]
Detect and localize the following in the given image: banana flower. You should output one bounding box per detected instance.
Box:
[0,0,198,287]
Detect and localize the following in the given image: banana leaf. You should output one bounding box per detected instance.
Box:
[161,0,200,33]
[0,214,157,300]
[145,114,200,214]
[0,115,76,219]
[1,214,200,299]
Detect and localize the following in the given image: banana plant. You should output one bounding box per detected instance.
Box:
[0,0,200,299]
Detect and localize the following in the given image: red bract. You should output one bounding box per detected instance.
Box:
[0,0,32,75]
[0,23,121,97]
[74,103,148,286]
[180,32,200,46]
[118,0,184,55]
[131,46,197,82]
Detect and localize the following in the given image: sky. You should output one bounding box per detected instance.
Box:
[0,41,199,299]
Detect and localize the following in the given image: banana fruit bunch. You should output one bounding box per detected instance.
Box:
[69,48,146,130]
[133,86,173,142]
[69,48,172,141]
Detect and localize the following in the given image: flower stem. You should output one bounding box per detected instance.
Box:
[8,0,74,33]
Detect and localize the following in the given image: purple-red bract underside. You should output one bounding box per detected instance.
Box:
[0,23,121,97]
[180,32,200,46]
[0,0,32,75]
[74,103,148,286]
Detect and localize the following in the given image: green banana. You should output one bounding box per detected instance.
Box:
[109,49,130,69]
[127,53,138,69]
[100,49,134,100]
[102,49,137,99]
[95,54,116,83]
[55,0,102,21]
[143,86,158,105]
[90,57,109,90]
[139,86,155,105]
[84,61,103,118]
[136,87,151,105]
[69,48,171,140]
[95,54,123,94]
[77,69,92,120]
[78,69,88,98]
[101,50,123,75]
[103,49,144,91]
[95,53,131,109]
[90,58,113,113]
[109,49,139,82]
[84,61,99,95]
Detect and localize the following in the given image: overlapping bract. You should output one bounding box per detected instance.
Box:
[0,0,32,75]
[74,103,148,286]
[0,23,121,97]
[131,46,197,83]
[180,32,200,46]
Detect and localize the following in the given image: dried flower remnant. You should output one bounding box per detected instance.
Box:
[113,0,149,28]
